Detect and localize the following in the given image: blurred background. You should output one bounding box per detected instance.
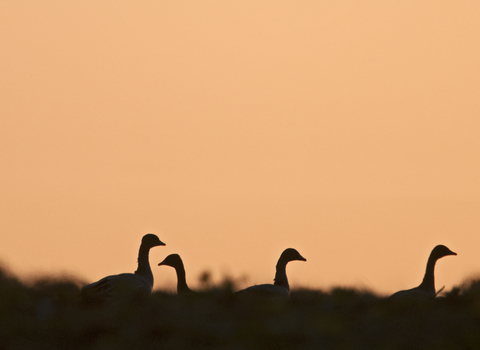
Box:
[1,1,479,295]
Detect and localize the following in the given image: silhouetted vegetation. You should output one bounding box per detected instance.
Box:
[1,266,480,349]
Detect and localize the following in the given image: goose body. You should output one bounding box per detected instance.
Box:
[389,245,456,301]
[81,233,165,300]
[158,254,194,295]
[236,248,306,301]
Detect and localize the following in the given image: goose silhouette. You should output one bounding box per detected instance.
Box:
[158,254,194,295]
[236,248,306,300]
[81,233,165,300]
[389,244,456,300]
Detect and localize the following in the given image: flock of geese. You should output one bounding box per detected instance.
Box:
[80,234,457,302]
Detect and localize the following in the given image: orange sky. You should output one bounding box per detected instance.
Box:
[1,1,479,295]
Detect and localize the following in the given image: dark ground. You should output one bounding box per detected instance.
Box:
[1,267,480,350]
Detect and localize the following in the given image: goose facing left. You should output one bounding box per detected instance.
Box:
[81,234,165,300]
[158,254,194,295]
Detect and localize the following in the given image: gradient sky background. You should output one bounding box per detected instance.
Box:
[1,1,479,295]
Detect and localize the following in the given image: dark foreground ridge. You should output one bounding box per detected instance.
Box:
[1,267,480,350]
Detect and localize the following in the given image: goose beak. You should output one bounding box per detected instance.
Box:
[157,240,166,247]
[449,251,457,256]
[298,255,307,262]
[158,259,167,266]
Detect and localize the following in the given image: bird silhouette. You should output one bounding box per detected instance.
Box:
[389,244,456,301]
[236,248,306,301]
[158,254,194,295]
[81,233,165,300]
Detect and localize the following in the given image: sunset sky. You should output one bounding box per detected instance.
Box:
[1,1,479,295]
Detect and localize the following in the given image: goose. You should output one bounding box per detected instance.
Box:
[235,248,306,301]
[158,254,194,295]
[81,233,165,300]
[389,244,457,301]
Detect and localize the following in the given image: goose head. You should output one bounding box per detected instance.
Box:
[158,254,183,268]
[431,245,456,260]
[279,248,307,263]
[142,234,166,249]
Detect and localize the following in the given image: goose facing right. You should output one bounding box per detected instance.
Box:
[236,248,306,301]
[158,254,194,295]
[389,244,457,301]
[81,233,165,300]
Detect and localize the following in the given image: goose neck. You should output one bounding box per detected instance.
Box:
[419,253,437,292]
[174,263,192,294]
[135,246,154,286]
[273,260,289,290]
